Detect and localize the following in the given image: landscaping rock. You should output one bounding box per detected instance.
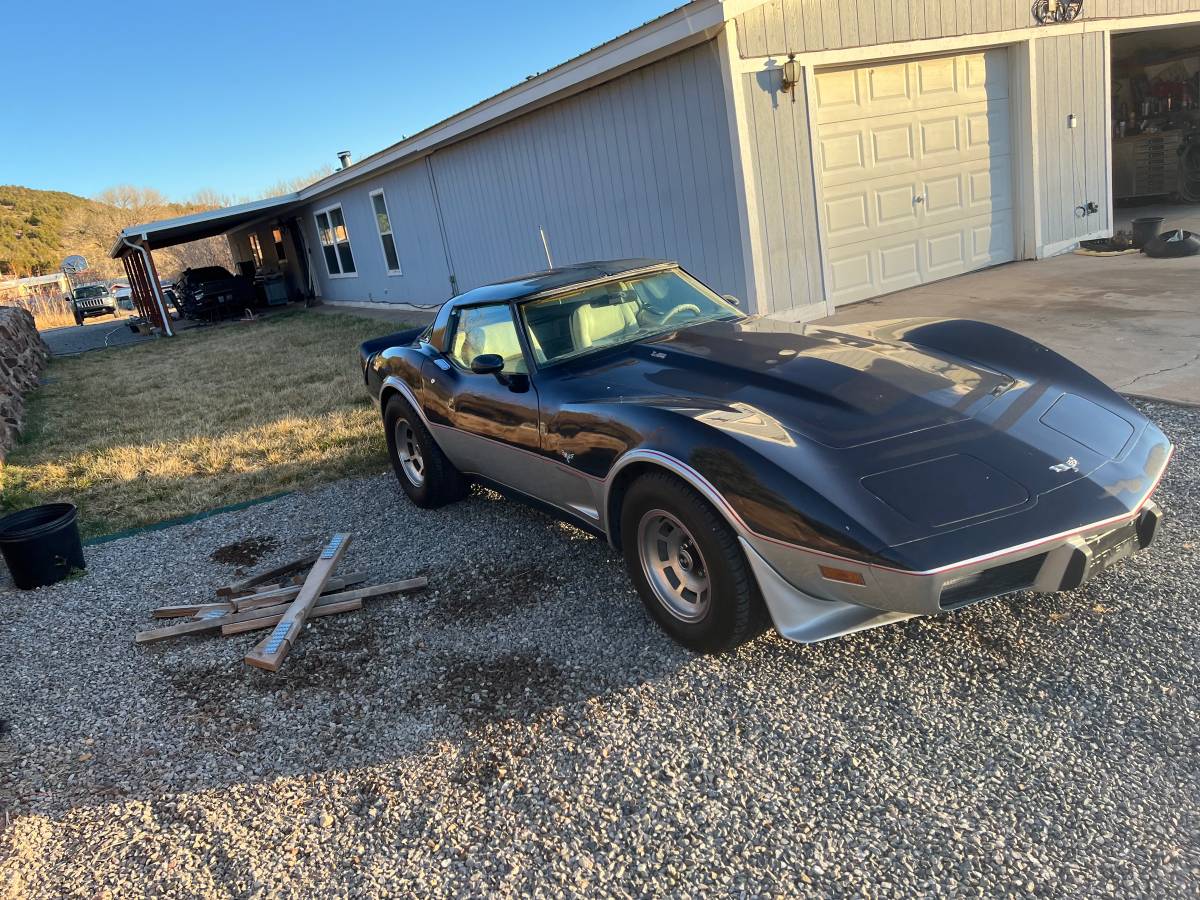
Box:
[0,306,50,459]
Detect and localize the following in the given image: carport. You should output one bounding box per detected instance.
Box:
[109,194,303,337]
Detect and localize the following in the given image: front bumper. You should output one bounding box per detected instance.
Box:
[745,500,1163,644]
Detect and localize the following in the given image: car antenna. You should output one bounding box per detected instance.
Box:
[539,226,554,270]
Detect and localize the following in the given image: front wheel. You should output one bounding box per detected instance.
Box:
[383,393,465,508]
[620,472,767,653]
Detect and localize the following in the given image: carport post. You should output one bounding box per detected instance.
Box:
[121,236,173,337]
[121,255,150,321]
[142,244,174,337]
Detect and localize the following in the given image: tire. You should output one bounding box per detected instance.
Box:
[383,393,466,508]
[72,309,83,326]
[620,471,767,653]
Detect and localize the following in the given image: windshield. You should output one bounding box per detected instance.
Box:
[75,285,107,298]
[519,269,740,367]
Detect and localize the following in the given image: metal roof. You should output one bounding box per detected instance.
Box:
[111,0,737,258]
[109,194,301,257]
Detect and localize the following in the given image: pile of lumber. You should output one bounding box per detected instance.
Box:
[135,533,426,672]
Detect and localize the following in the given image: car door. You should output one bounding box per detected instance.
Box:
[420,302,546,499]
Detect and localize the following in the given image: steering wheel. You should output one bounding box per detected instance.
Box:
[660,303,702,325]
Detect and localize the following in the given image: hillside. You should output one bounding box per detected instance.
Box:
[0,186,106,278]
[0,185,232,282]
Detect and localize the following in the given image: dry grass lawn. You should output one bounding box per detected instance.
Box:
[2,310,397,537]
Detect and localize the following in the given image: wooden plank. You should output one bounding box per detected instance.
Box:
[215,553,319,597]
[152,602,234,619]
[231,572,367,612]
[244,534,352,672]
[135,577,421,645]
[221,599,364,636]
[223,578,429,631]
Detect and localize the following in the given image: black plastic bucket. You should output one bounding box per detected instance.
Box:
[1132,216,1166,249]
[0,503,86,590]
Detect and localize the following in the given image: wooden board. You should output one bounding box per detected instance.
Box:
[222,577,429,635]
[216,553,319,597]
[244,534,352,672]
[231,572,366,612]
[136,581,376,644]
[151,601,234,619]
[221,598,363,635]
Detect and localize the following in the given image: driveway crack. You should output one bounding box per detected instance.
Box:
[1116,350,1200,389]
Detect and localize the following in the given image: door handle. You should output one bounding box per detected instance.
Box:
[914,194,926,204]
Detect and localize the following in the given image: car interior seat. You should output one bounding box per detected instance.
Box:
[569,293,641,351]
[456,322,528,373]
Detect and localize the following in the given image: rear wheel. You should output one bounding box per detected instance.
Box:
[383,393,465,508]
[620,472,767,653]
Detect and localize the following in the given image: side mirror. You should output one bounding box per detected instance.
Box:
[470,353,504,375]
[722,294,741,308]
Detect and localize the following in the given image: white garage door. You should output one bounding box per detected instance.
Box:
[814,50,1015,306]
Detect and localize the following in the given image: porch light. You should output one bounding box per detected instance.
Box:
[781,54,801,101]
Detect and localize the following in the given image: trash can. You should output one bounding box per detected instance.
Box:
[0,503,86,590]
[1132,216,1165,249]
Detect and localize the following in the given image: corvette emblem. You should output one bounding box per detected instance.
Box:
[1049,457,1079,473]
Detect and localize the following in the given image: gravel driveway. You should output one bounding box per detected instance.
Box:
[1,402,1196,897]
[40,317,155,356]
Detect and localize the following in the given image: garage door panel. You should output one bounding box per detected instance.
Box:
[819,102,1005,187]
[815,50,1009,125]
[919,210,1015,281]
[824,194,872,243]
[914,56,960,101]
[873,124,916,165]
[965,158,1014,210]
[823,171,920,246]
[826,236,924,305]
[920,157,1013,224]
[922,171,964,215]
[969,209,1015,263]
[815,48,1015,306]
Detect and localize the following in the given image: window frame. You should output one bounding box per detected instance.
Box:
[444,301,529,375]
[271,226,287,265]
[247,232,264,268]
[368,188,403,276]
[313,202,357,279]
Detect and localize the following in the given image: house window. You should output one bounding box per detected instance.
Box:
[248,233,264,268]
[272,227,287,264]
[314,204,356,277]
[369,189,402,274]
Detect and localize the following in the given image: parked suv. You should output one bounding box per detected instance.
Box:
[175,266,255,320]
[68,284,119,324]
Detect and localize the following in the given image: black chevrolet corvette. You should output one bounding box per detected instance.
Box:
[360,259,1171,652]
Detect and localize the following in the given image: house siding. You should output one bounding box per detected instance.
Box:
[734,0,1200,56]
[1036,31,1110,246]
[296,160,452,304]
[739,69,824,315]
[427,41,746,300]
[295,40,745,308]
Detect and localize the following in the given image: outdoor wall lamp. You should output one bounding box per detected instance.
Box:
[781,55,800,101]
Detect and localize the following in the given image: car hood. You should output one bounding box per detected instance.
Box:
[566,316,1162,551]
[590,316,1015,449]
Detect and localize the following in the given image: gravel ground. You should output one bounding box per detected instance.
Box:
[1,401,1196,897]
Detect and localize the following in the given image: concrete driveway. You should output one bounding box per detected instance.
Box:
[816,251,1199,405]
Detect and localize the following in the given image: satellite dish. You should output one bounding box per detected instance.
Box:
[62,255,87,274]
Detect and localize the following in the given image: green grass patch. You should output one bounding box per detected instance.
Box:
[2,310,397,537]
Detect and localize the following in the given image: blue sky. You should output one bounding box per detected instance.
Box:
[1,0,679,202]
